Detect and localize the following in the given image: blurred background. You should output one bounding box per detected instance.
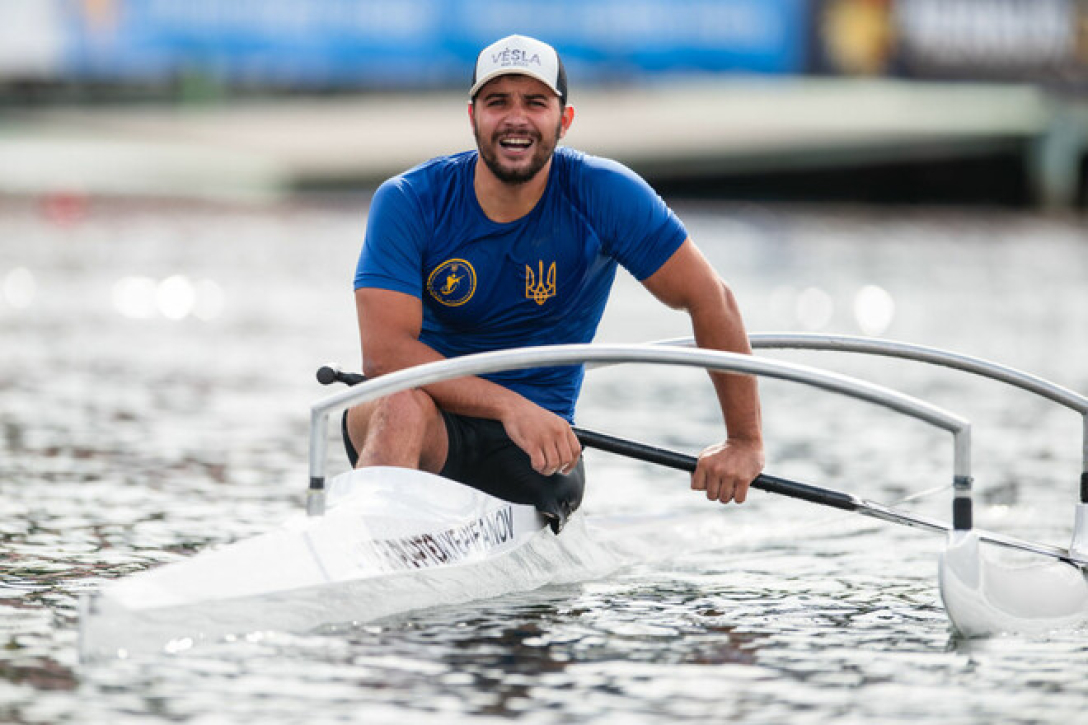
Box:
[1,0,1086,207]
[3,5,1088,717]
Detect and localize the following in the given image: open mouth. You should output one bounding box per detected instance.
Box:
[498,136,534,153]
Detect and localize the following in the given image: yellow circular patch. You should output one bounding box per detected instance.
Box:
[426,258,477,307]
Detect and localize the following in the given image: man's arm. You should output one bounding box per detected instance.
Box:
[356,287,581,475]
[639,239,765,504]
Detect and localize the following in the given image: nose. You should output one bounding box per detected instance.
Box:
[502,102,530,126]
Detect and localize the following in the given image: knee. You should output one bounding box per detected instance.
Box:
[350,388,438,440]
[376,388,438,426]
[346,388,443,469]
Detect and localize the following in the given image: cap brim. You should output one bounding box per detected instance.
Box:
[469,68,562,99]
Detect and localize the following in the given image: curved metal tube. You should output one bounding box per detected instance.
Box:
[758,332,1087,501]
[749,332,1088,413]
[307,343,970,516]
[653,333,1088,501]
[650,333,1086,410]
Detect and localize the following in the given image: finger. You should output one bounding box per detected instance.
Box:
[540,441,562,476]
[549,433,570,473]
[563,426,584,472]
[717,480,735,503]
[560,428,582,474]
[703,470,721,501]
[709,478,726,502]
[695,459,724,501]
[529,446,548,475]
[690,468,706,492]
[733,478,750,504]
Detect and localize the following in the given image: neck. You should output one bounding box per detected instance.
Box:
[473,156,552,223]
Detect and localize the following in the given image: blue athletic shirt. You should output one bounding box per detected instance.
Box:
[354,146,687,422]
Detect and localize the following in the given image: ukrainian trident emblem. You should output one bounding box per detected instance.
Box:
[525,260,556,305]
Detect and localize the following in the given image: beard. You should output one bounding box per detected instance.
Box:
[473,118,563,185]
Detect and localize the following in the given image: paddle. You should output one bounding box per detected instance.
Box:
[573,427,1088,567]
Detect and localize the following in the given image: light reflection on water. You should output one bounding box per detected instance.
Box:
[1,197,1087,723]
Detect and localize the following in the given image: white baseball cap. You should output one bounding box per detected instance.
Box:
[469,34,568,102]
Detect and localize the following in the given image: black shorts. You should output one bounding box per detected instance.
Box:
[341,410,584,533]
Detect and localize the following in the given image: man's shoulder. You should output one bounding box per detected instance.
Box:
[387,151,476,192]
[554,147,660,218]
[556,146,619,175]
[412,149,476,175]
[372,151,475,217]
[555,147,647,190]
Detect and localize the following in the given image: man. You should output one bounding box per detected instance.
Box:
[344,34,763,532]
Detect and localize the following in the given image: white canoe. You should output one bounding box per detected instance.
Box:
[79,466,626,661]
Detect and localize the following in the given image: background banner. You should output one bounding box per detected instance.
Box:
[53,0,808,86]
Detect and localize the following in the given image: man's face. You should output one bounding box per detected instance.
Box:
[470,74,571,185]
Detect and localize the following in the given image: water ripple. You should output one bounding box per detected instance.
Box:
[2,200,1087,724]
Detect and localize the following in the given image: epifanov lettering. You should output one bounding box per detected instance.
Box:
[358,506,517,571]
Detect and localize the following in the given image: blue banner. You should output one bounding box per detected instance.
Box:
[59,0,808,87]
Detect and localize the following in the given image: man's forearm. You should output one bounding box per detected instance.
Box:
[689,281,763,443]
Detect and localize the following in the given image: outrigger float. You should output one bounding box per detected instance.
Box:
[79,336,1088,661]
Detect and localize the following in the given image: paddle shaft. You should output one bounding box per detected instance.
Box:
[573,427,1088,567]
[573,427,858,512]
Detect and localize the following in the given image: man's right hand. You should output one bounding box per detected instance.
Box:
[501,402,582,477]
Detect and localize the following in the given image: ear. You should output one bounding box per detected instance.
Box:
[558,105,575,139]
[467,100,475,128]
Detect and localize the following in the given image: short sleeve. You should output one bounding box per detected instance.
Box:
[354,177,428,295]
[581,157,687,280]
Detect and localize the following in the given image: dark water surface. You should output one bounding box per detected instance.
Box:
[2,197,1087,723]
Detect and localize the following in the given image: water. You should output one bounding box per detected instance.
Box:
[2,196,1087,723]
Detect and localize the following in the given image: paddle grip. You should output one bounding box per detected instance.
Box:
[316,365,366,387]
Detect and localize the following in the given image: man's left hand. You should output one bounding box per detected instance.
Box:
[691,438,765,504]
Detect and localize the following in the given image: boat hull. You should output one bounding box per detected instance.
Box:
[79,467,557,660]
[938,530,1088,638]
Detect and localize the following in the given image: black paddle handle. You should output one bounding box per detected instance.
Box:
[573,427,859,513]
[316,365,366,386]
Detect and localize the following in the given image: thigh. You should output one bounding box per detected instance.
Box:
[342,391,449,472]
[441,414,585,532]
